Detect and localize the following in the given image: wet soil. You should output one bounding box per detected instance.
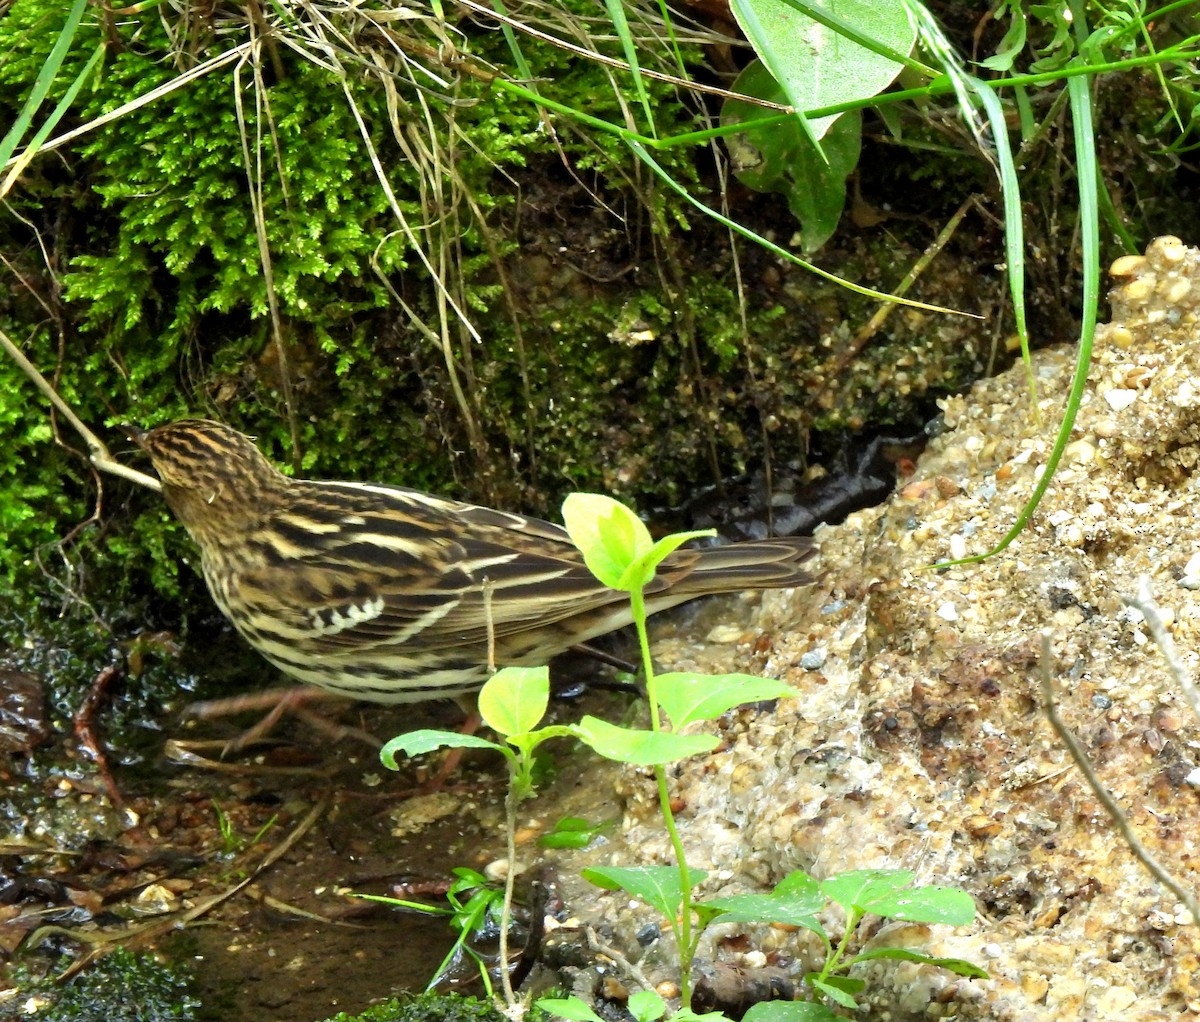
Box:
[1,683,630,1022]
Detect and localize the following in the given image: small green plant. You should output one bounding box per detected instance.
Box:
[211,800,278,858]
[358,867,507,997]
[542,869,983,1022]
[379,493,983,1016]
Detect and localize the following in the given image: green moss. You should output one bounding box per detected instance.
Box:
[13,947,199,1022]
[318,992,511,1022]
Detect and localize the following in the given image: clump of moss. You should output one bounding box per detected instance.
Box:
[319,992,511,1022]
[12,947,199,1022]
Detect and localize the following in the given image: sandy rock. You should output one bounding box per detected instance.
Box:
[557,236,1200,1020]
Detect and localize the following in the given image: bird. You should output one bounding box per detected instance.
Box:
[123,419,817,708]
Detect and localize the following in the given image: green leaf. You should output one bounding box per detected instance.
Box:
[810,976,862,1008]
[538,816,608,850]
[478,665,549,737]
[380,730,506,769]
[562,492,653,590]
[700,892,826,934]
[743,1003,839,1022]
[617,530,716,591]
[537,997,606,1022]
[656,672,794,729]
[627,989,666,1022]
[775,870,821,898]
[729,0,916,139]
[820,869,914,913]
[820,870,976,926]
[700,870,825,932]
[574,715,718,764]
[582,864,706,918]
[850,948,988,978]
[722,62,861,254]
[979,5,1027,71]
[864,885,977,926]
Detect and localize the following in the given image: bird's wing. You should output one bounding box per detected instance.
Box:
[223,481,630,656]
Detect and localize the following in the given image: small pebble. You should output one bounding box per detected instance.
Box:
[1103,388,1138,411]
[800,649,826,671]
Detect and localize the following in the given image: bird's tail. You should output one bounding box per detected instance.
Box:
[662,535,817,596]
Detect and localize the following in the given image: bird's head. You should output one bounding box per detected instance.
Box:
[123,419,289,540]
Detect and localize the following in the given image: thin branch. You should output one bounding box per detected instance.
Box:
[0,326,160,492]
[1123,576,1200,726]
[1038,630,1200,925]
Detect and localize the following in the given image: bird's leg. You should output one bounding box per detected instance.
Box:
[184,686,381,752]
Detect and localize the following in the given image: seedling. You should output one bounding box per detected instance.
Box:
[359,867,506,996]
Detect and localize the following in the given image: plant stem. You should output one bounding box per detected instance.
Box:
[497,768,521,1008]
[631,586,695,1004]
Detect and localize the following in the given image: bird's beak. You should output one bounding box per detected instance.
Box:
[120,423,148,446]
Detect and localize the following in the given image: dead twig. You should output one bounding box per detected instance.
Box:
[0,325,160,492]
[1038,627,1200,926]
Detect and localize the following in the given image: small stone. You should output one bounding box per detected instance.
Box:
[483,858,511,882]
[1150,234,1186,263]
[800,649,826,670]
[1103,388,1138,411]
[635,923,661,946]
[1110,255,1147,276]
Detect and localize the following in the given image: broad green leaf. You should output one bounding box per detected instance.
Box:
[774,870,821,899]
[380,730,505,768]
[730,0,916,140]
[861,885,977,926]
[656,672,794,729]
[574,715,718,764]
[821,869,914,913]
[850,948,988,978]
[478,665,549,737]
[562,493,653,589]
[537,997,606,1022]
[810,976,863,1008]
[627,989,666,1022]
[722,62,862,252]
[743,1003,839,1022]
[582,864,706,917]
[448,866,491,892]
[701,891,826,932]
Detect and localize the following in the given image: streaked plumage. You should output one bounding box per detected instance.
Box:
[125,420,817,704]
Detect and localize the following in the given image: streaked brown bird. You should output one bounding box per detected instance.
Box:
[124,419,817,706]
